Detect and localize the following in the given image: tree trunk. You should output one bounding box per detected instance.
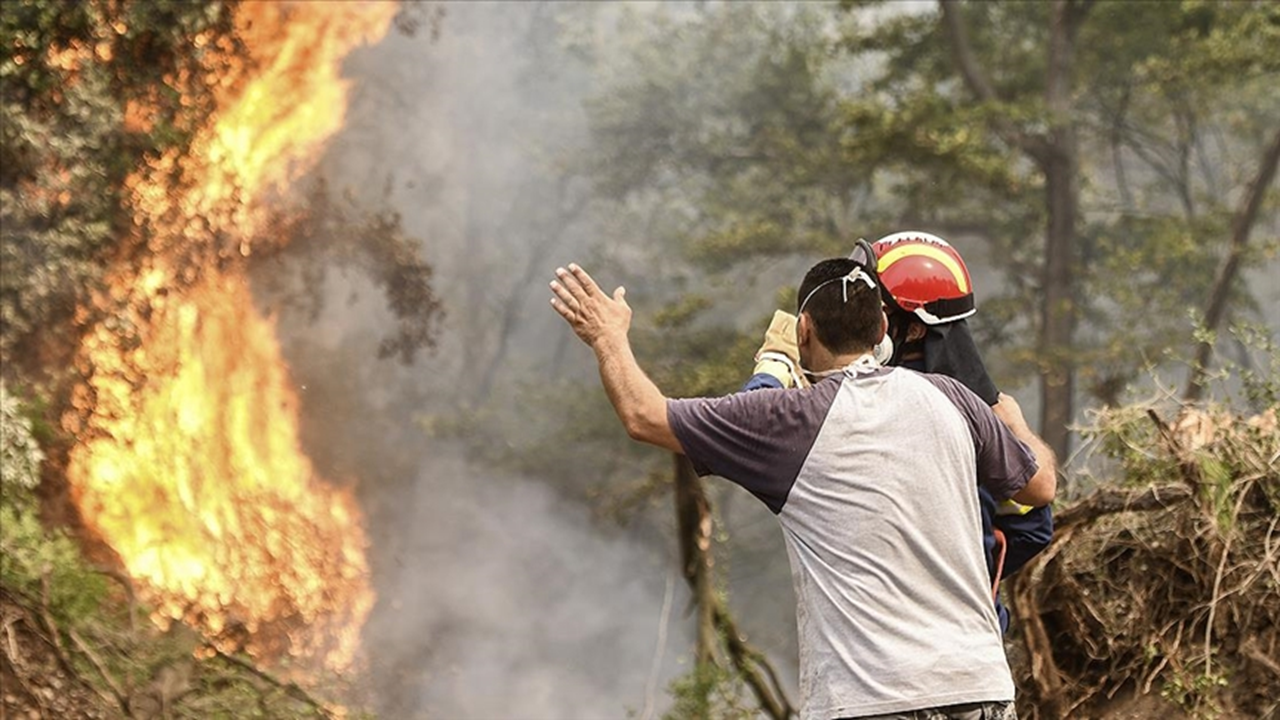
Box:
[1038,148,1077,464]
[1036,0,1082,465]
[942,0,1086,465]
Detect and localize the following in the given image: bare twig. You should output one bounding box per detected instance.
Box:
[36,573,129,715]
[1242,637,1280,680]
[37,573,76,678]
[3,612,21,667]
[92,564,139,633]
[1203,478,1252,677]
[1145,409,1204,498]
[69,628,130,713]
[640,566,676,720]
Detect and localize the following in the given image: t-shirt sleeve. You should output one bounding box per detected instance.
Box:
[922,374,1038,501]
[666,380,839,513]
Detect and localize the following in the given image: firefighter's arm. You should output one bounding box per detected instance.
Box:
[993,502,1054,575]
[550,264,681,453]
[751,310,807,389]
[994,393,1057,507]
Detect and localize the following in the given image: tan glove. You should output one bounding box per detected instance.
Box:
[752,310,808,388]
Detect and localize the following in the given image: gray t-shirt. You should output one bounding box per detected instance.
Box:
[667,364,1037,719]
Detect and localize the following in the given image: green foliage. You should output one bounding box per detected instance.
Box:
[0,382,43,492]
[662,660,758,720]
[0,0,242,370]
[1160,667,1229,720]
[1,382,106,618]
[1229,322,1280,411]
[252,181,445,365]
[576,0,1280,431]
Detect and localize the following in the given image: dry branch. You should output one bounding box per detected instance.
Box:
[208,647,334,718]
[671,453,795,719]
[714,606,794,720]
[1185,125,1280,401]
[69,628,130,712]
[1053,482,1193,532]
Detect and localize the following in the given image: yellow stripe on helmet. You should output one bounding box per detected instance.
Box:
[877,244,970,294]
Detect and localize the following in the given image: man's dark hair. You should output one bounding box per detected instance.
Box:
[796,258,882,354]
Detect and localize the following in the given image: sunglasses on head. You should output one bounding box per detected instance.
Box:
[848,238,877,274]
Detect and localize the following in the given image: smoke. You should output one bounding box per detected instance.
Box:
[252,3,697,716]
[363,449,685,719]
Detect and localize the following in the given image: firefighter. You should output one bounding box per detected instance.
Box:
[748,233,1054,631]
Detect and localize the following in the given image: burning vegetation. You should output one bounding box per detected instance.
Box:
[57,1,402,676]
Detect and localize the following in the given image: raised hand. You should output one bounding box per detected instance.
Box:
[549,263,632,349]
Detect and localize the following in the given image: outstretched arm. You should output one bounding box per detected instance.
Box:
[550,264,682,453]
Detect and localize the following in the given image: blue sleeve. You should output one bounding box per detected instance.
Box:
[994,505,1054,576]
[742,373,785,392]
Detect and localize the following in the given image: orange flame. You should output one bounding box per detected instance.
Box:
[65,1,398,674]
[127,2,398,251]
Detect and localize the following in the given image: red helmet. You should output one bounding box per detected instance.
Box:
[871,231,976,325]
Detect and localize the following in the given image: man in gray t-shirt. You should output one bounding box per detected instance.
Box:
[549,257,1056,720]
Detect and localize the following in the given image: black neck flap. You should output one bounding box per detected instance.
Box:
[921,320,999,406]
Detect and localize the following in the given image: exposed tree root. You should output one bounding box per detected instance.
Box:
[1009,405,1279,719]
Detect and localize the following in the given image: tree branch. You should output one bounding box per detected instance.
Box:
[938,0,1051,163]
[69,628,131,713]
[714,606,794,720]
[674,454,719,668]
[672,453,795,718]
[1053,481,1194,533]
[1184,125,1280,401]
[208,647,335,718]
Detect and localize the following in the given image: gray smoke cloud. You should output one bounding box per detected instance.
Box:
[363,449,686,719]
[256,3,704,717]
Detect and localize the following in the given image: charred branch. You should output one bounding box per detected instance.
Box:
[714,606,794,720]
